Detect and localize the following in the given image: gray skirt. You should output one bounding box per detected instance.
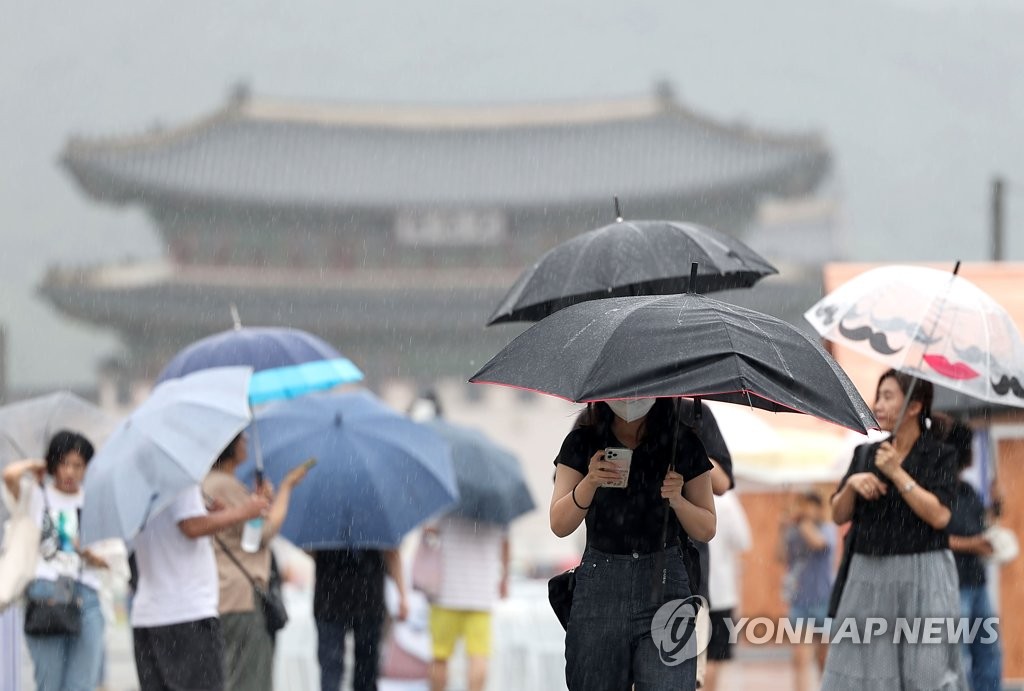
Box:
[821,550,967,691]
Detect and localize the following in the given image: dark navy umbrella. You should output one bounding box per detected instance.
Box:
[420,419,535,526]
[487,220,777,325]
[237,391,458,549]
[472,292,877,434]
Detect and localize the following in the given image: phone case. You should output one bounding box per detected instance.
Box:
[601,447,633,489]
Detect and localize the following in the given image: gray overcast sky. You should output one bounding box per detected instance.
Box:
[1,0,1023,389]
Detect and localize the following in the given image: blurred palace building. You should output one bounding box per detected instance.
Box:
[43,83,834,393]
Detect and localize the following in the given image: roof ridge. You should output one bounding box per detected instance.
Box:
[239,95,666,129]
[60,90,825,148]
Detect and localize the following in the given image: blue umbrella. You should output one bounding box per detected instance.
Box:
[156,326,364,401]
[421,419,535,526]
[237,392,458,549]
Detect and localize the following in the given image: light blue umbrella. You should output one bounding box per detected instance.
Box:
[248,358,364,405]
[420,419,535,525]
[237,391,458,549]
[80,367,253,546]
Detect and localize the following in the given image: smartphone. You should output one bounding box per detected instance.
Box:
[601,447,633,489]
[301,457,318,471]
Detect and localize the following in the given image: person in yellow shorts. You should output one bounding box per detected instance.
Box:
[426,516,509,691]
[430,608,493,659]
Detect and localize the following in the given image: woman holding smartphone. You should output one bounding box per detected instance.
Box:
[550,397,716,691]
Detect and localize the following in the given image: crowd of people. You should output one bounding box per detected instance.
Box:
[1,421,513,691]
[0,366,1011,691]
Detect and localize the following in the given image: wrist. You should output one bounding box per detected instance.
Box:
[571,484,591,510]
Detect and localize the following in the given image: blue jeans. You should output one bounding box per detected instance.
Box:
[25,579,104,691]
[959,585,1002,691]
[566,547,697,691]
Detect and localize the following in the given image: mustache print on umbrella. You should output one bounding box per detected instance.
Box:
[868,316,944,345]
[814,304,839,326]
[837,321,903,355]
[992,375,1024,399]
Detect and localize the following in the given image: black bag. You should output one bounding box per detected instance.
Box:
[253,584,289,635]
[24,576,82,637]
[214,536,289,636]
[547,568,575,630]
[826,442,878,618]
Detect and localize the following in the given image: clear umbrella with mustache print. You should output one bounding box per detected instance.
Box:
[805,262,1024,414]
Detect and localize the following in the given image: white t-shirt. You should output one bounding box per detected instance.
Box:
[707,492,752,611]
[435,516,506,612]
[29,483,103,592]
[130,486,219,628]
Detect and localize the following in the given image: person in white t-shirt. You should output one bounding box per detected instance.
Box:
[704,490,752,691]
[130,480,268,691]
[427,515,509,691]
[3,430,109,691]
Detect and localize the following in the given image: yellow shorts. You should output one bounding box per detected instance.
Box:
[429,607,493,659]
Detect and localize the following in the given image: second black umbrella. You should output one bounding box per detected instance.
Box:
[486,220,777,325]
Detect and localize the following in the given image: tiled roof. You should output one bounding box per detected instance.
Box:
[61,93,830,209]
[39,261,823,346]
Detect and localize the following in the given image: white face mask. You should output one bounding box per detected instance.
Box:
[606,398,657,422]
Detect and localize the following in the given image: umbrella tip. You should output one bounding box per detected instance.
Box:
[688,262,698,293]
[952,260,961,276]
[229,303,243,330]
[614,195,623,223]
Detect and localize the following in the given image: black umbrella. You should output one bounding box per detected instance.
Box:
[487,219,777,325]
[472,292,877,433]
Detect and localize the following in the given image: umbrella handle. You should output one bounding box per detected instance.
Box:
[249,415,266,490]
[890,261,962,440]
[652,397,688,604]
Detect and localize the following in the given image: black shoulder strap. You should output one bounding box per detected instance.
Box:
[853,442,878,474]
[201,490,261,588]
[213,534,261,589]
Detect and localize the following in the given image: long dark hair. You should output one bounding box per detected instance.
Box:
[877,369,933,432]
[44,430,95,476]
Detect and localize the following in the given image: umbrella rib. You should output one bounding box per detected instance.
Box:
[573,301,646,399]
[714,298,792,381]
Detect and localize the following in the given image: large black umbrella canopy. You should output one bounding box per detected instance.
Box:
[487,220,777,325]
[472,293,877,434]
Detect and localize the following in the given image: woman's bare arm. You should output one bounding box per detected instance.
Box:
[668,471,716,542]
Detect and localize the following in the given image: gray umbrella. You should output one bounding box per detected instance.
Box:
[487,219,777,325]
[420,418,535,526]
[0,391,120,523]
[0,391,119,467]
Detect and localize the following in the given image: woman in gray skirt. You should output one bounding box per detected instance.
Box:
[823,369,966,690]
